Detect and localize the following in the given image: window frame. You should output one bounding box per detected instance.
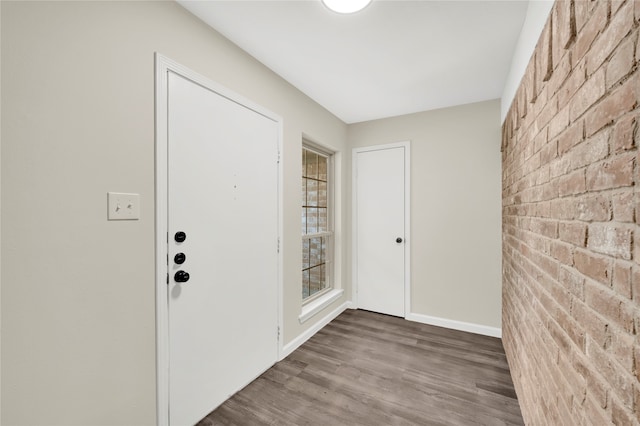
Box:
[301,142,335,304]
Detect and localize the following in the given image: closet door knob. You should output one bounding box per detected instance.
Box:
[175,231,187,243]
[396,237,403,243]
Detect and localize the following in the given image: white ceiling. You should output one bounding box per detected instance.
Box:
[177,0,529,124]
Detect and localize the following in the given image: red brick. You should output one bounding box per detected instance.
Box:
[576,193,611,222]
[569,68,605,122]
[584,64,639,137]
[586,152,635,191]
[526,151,541,174]
[533,125,548,154]
[524,58,537,105]
[559,221,587,246]
[610,112,638,154]
[635,385,640,423]
[537,95,559,131]
[556,0,577,49]
[551,240,574,266]
[587,223,633,259]
[636,157,640,222]
[586,0,635,76]
[550,155,571,179]
[542,181,559,202]
[558,307,586,351]
[549,105,570,140]
[573,0,589,32]
[635,223,640,261]
[560,265,585,300]
[605,34,635,89]
[634,345,640,384]
[636,29,640,64]
[584,370,608,410]
[558,59,586,110]
[501,2,640,422]
[586,335,634,407]
[537,251,560,280]
[611,394,635,425]
[612,261,632,299]
[550,55,571,104]
[534,85,550,119]
[540,140,558,165]
[610,328,634,371]
[611,0,626,14]
[611,190,634,222]
[632,267,640,304]
[574,248,612,285]
[584,377,610,418]
[517,85,528,119]
[558,120,584,154]
[618,297,636,334]
[539,21,554,83]
[569,129,610,170]
[548,315,574,353]
[551,197,576,220]
[539,166,553,187]
[586,280,634,333]
[558,169,586,196]
[573,0,608,63]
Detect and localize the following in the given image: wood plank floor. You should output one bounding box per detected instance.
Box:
[197,309,524,426]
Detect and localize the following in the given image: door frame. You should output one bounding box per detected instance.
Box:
[352,141,411,317]
[154,53,283,426]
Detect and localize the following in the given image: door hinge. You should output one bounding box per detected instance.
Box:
[166,273,169,284]
[277,326,280,340]
[277,237,280,253]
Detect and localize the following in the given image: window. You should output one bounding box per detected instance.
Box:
[302,144,333,301]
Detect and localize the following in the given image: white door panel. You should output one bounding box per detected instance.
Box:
[167,72,278,426]
[355,145,407,317]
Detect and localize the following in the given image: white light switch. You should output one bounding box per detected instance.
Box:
[107,192,140,220]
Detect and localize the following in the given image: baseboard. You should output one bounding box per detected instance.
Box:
[281,301,351,359]
[406,312,502,338]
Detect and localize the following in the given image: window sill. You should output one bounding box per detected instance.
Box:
[299,289,344,324]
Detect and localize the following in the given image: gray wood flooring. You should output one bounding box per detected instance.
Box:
[197,309,524,426]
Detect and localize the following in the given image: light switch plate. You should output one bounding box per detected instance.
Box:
[107,192,140,220]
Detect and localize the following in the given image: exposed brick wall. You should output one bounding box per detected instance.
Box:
[502,1,639,424]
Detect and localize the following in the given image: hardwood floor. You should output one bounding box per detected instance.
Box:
[197,309,524,426]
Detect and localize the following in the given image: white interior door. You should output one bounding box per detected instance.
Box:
[354,144,409,317]
[167,71,279,426]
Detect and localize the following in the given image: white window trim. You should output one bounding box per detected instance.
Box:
[299,289,344,324]
[300,136,343,323]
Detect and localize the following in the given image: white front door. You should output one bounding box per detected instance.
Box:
[166,71,279,426]
[354,143,409,317]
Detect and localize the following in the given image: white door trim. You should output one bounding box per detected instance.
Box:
[352,141,411,317]
[154,53,283,426]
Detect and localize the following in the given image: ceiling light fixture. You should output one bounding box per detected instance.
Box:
[322,0,372,14]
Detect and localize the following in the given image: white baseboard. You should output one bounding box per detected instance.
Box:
[406,312,502,338]
[281,301,351,359]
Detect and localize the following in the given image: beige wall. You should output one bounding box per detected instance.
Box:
[1,1,348,424]
[2,2,505,424]
[348,100,503,329]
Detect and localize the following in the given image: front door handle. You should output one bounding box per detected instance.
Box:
[174,270,190,283]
